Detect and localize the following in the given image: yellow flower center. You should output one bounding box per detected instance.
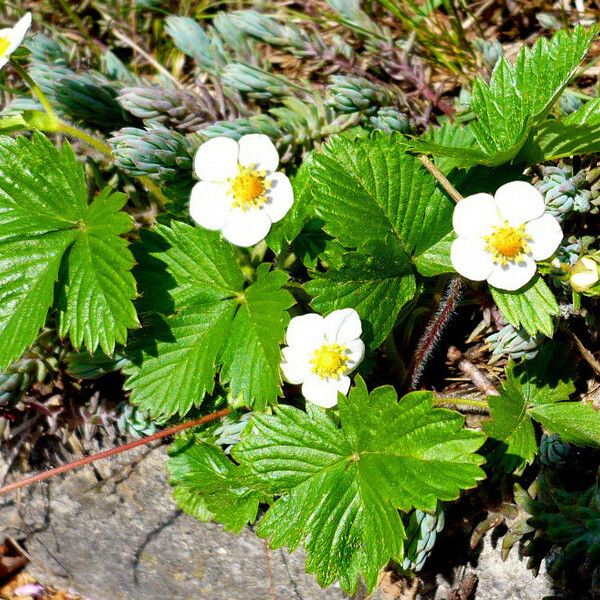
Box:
[310,343,349,379]
[484,222,531,266]
[229,164,269,210]
[0,37,10,57]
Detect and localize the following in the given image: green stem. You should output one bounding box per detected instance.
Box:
[10,60,57,120]
[56,121,112,156]
[434,396,489,411]
[418,155,463,204]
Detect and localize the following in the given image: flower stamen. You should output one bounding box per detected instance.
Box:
[310,343,349,379]
[229,164,270,210]
[484,222,531,266]
[0,38,10,57]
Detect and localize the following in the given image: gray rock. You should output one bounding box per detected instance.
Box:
[0,446,347,600]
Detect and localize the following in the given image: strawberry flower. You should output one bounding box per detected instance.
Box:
[189,134,294,247]
[451,181,563,291]
[281,309,365,408]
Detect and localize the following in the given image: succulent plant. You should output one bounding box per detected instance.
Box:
[536,165,592,221]
[401,503,445,572]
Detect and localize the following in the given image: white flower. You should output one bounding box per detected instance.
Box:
[451,181,563,291]
[570,256,599,292]
[281,308,365,408]
[189,134,294,247]
[0,13,32,70]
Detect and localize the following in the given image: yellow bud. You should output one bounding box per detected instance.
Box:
[570,256,599,292]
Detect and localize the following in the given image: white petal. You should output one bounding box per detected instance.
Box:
[302,374,350,408]
[263,173,294,223]
[280,346,311,384]
[452,193,499,238]
[450,237,494,281]
[6,13,32,54]
[286,313,325,349]
[238,134,279,172]
[345,339,365,373]
[495,181,544,226]
[221,207,271,247]
[194,137,239,182]
[189,181,231,230]
[487,256,537,291]
[525,213,563,261]
[324,308,362,345]
[0,57,8,70]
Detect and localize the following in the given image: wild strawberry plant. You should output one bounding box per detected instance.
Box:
[1,8,600,594]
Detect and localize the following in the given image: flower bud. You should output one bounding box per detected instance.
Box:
[570,256,599,292]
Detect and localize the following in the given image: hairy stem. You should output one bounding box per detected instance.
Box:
[0,408,231,496]
[409,277,463,389]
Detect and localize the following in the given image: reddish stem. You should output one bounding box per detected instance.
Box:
[0,408,231,496]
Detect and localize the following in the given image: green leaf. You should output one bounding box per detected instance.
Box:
[234,377,485,593]
[311,133,454,261]
[413,231,455,277]
[133,220,243,315]
[168,437,261,533]
[484,367,540,472]
[0,234,75,369]
[305,133,453,343]
[220,265,293,410]
[306,243,416,348]
[57,189,138,355]
[126,223,295,418]
[484,346,591,471]
[471,26,596,160]
[529,403,600,446]
[0,133,137,368]
[125,305,236,419]
[409,122,487,171]
[518,97,600,163]
[491,275,559,337]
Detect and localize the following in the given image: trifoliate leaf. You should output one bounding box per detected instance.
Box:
[168,437,261,533]
[491,275,559,337]
[126,223,294,418]
[306,133,453,345]
[0,133,138,368]
[484,369,540,473]
[234,377,485,593]
[484,346,590,472]
[306,243,416,348]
